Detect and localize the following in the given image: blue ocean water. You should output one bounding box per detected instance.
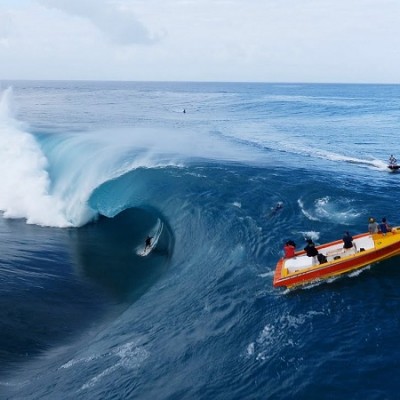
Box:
[1,81,400,399]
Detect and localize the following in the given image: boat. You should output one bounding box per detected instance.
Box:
[273,227,400,289]
[388,164,400,171]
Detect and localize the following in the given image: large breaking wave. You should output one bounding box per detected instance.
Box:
[0,87,266,228]
[0,88,72,227]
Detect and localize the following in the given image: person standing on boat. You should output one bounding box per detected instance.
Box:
[368,217,379,234]
[284,240,296,258]
[389,155,397,166]
[342,231,354,249]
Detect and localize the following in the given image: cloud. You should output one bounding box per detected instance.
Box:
[0,9,13,44]
[1,0,400,82]
[37,0,158,45]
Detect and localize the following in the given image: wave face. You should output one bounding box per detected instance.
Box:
[2,81,400,399]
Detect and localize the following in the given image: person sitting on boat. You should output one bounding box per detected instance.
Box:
[368,217,379,234]
[304,239,319,264]
[304,239,318,256]
[379,218,391,235]
[342,231,354,249]
[284,240,296,258]
[389,155,397,166]
[304,239,327,264]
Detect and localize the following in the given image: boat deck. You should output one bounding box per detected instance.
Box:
[274,227,400,288]
[285,235,375,274]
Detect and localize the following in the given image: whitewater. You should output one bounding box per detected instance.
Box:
[1,81,400,399]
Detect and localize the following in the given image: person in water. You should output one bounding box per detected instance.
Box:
[284,240,296,258]
[342,231,354,249]
[145,236,153,250]
[268,202,283,217]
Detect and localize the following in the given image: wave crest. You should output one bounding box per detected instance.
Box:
[0,88,72,227]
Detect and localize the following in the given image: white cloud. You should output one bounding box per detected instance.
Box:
[36,0,158,45]
[0,0,400,83]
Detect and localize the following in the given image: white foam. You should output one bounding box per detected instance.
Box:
[246,342,255,356]
[0,88,72,227]
[298,198,319,221]
[79,342,150,391]
[60,340,150,391]
[299,230,320,242]
[348,264,371,277]
[298,196,360,224]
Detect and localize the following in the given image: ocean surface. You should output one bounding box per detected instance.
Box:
[1,81,400,399]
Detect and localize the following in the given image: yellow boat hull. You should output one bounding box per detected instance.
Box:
[274,227,400,289]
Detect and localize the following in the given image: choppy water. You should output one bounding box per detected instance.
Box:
[1,81,400,399]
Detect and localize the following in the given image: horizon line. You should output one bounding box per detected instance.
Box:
[1,79,400,86]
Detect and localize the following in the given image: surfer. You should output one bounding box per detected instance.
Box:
[144,236,153,251]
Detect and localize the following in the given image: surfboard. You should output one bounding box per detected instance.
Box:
[137,219,163,256]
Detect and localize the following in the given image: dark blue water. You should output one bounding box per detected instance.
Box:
[1,81,400,399]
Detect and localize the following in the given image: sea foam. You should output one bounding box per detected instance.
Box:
[0,88,72,227]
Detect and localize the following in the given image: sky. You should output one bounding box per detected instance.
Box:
[0,0,400,83]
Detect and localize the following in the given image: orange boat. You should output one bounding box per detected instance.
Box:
[273,227,400,289]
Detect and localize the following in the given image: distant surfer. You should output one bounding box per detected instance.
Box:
[144,236,153,251]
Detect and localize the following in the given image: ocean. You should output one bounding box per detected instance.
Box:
[0,81,400,399]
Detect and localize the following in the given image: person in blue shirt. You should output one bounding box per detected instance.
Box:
[379,218,391,235]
